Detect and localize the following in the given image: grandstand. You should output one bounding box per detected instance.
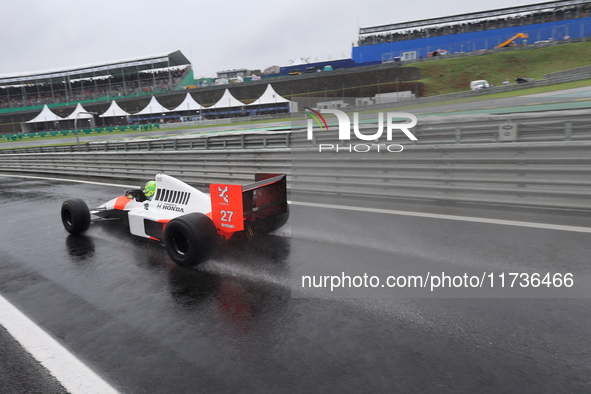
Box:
[354,0,591,62]
[0,50,191,111]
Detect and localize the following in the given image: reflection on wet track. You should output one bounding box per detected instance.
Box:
[1,175,591,393]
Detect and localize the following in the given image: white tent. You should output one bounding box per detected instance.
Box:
[26,105,63,123]
[135,96,170,115]
[99,100,130,117]
[64,103,94,120]
[248,84,290,106]
[172,92,204,111]
[212,89,244,108]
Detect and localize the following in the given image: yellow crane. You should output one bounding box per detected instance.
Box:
[495,33,529,49]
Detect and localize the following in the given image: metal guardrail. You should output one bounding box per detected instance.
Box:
[159,114,278,129]
[544,64,591,80]
[1,141,590,210]
[293,120,591,146]
[0,132,292,154]
[0,150,290,186]
[292,142,591,209]
[2,112,591,155]
[1,111,590,210]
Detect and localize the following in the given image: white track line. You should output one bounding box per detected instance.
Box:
[291,201,591,234]
[0,173,137,188]
[1,173,126,392]
[0,295,120,394]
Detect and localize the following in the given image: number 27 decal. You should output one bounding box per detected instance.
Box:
[220,210,234,222]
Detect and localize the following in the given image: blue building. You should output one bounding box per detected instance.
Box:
[353,0,591,63]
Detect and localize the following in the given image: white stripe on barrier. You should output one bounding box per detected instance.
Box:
[0,173,137,188]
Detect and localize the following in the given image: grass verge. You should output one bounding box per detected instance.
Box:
[404,41,591,95]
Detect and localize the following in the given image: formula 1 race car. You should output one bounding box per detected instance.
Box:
[61,174,289,267]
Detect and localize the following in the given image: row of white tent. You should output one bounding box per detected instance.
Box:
[26,84,290,123]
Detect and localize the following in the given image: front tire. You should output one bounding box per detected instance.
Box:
[164,213,218,267]
[61,199,91,234]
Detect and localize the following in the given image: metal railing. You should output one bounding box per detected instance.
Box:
[291,141,591,209]
[2,112,591,155]
[1,141,590,210]
[1,112,590,210]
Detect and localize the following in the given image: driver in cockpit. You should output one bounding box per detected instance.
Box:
[126,180,156,202]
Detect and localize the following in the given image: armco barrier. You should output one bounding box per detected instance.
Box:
[159,115,277,129]
[3,124,160,142]
[4,111,591,155]
[544,64,591,80]
[291,142,591,210]
[1,141,590,210]
[1,131,292,154]
[293,114,591,146]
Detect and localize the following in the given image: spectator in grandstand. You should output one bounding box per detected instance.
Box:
[357,3,589,47]
[1,66,189,111]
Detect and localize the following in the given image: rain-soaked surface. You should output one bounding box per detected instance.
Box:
[1,174,591,393]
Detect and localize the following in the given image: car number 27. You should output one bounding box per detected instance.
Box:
[220,210,234,222]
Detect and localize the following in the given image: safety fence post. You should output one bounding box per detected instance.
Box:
[564,122,572,141]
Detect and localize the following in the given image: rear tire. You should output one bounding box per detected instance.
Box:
[61,199,91,234]
[164,213,218,267]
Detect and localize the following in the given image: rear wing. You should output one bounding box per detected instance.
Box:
[210,174,289,239]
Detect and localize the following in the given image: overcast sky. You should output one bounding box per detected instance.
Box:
[0,0,542,78]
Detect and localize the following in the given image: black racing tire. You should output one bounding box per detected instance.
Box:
[164,213,218,268]
[61,198,91,234]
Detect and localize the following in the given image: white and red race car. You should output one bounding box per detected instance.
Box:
[61,173,289,267]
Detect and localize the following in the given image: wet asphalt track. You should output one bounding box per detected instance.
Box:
[1,174,591,393]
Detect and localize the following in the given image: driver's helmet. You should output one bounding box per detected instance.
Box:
[143,181,156,199]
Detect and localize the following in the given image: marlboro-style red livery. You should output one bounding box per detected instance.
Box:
[60,173,289,267]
